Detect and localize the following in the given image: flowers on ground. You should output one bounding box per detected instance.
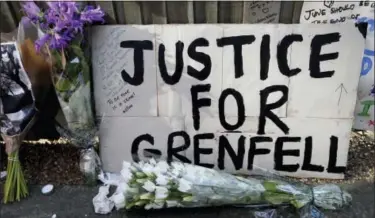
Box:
[97,158,352,212]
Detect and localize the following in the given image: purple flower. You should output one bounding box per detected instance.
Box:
[47,1,79,19]
[35,27,72,52]
[27,1,105,52]
[45,2,84,33]
[22,1,43,23]
[35,33,51,52]
[80,5,105,24]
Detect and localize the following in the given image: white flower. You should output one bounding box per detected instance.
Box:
[155,186,169,199]
[142,163,155,176]
[122,161,131,171]
[120,169,133,182]
[156,174,170,186]
[131,162,141,171]
[154,161,170,174]
[149,158,157,166]
[171,162,184,171]
[178,178,192,193]
[142,180,156,192]
[170,162,184,178]
[166,200,179,208]
[117,181,129,193]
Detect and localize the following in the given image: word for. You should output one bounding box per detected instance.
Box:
[131,132,346,174]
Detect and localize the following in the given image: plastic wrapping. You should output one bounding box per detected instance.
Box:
[79,147,102,186]
[1,19,39,154]
[1,17,51,151]
[0,41,36,140]
[23,1,104,183]
[93,158,351,216]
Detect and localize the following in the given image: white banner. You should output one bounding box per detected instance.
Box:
[92,24,365,179]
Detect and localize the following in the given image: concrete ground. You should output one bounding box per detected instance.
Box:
[1,181,373,218]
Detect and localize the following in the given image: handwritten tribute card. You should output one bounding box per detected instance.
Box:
[244,1,281,23]
[300,0,375,131]
[92,24,365,179]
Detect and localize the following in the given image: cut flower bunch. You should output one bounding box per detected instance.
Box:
[96,158,352,212]
[21,1,105,185]
[21,1,104,131]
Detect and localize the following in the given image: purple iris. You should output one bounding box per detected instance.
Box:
[35,33,51,52]
[22,1,105,52]
[47,1,79,19]
[21,1,43,23]
[80,5,105,24]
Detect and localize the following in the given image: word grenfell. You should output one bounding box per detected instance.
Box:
[130,133,346,174]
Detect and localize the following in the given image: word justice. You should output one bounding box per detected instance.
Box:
[120,32,341,86]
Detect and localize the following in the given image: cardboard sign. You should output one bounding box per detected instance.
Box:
[300,1,375,131]
[92,24,365,179]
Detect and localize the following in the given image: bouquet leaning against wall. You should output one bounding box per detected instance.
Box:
[21,1,106,184]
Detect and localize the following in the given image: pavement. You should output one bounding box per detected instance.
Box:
[0,181,374,218]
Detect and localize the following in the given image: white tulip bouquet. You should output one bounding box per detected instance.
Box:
[94,158,352,214]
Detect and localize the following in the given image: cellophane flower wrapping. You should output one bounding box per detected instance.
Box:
[93,158,352,216]
[20,1,106,184]
[49,25,100,185]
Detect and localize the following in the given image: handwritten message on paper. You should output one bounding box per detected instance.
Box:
[300,0,375,131]
[245,1,281,23]
[91,26,157,117]
[92,24,365,179]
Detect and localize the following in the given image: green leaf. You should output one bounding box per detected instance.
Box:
[70,45,90,83]
[135,172,147,179]
[182,196,195,202]
[135,200,148,207]
[263,181,279,192]
[55,78,73,92]
[291,199,305,209]
[263,192,293,205]
[125,202,135,210]
[140,193,154,200]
